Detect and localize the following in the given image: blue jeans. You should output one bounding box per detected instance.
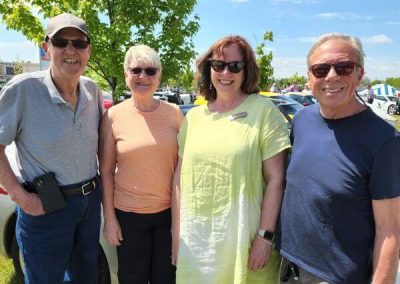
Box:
[16,186,101,284]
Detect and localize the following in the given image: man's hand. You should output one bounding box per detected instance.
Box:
[248,236,272,271]
[18,192,45,216]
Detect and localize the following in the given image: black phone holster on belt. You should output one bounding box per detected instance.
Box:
[30,172,66,214]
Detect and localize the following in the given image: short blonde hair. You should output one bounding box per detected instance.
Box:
[123,44,162,70]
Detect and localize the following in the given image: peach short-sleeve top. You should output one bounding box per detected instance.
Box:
[109,99,182,213]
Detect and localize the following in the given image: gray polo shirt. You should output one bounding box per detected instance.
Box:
[0,69,103,185]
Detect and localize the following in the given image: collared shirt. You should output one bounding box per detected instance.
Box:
[0,69,103,185]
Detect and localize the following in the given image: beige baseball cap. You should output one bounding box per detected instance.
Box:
[45,13,89,40]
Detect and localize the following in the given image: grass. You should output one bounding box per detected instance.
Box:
[0,254,18,284]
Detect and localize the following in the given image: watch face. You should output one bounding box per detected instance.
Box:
[264,230,275,241]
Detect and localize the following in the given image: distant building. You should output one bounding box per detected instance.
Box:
[0,62,16,83]
[0,61,40,83]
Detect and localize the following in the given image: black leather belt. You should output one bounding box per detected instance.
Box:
[23,176,99,197]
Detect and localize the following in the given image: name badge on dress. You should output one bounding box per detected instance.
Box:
[229,111,248,121]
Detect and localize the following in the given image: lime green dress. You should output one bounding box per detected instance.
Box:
[177,94,291,284]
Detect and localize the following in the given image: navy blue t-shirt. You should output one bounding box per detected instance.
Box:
[277,104,400,284]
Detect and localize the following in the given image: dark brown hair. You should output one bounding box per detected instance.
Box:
[196,35,260,101]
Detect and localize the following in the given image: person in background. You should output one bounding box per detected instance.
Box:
[367,84,374,103]
[270,82,278,92]
[0,13,103,283]
[277,33,400,284]
[100,44,183,284]
[301,82,312,95]
[172,35,290,283]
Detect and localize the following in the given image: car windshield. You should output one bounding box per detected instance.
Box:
[279,104,303,116]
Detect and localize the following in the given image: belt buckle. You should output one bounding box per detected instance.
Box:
[81,180,95,196]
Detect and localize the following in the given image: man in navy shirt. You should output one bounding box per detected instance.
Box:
[277,33,400,283]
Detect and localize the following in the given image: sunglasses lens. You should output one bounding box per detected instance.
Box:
[144,68,158,76]
[51,38,68,48]
[210,60,226,72]
[71,40,89,49]
[311,64,330,78]
[334,61,355,76]
[130,68,142,74]
[227,62,245,73]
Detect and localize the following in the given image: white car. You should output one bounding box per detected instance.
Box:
[0,144,118,283]
[368,95,398,115]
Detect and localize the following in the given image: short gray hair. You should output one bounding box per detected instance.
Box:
[307,33,365,68]
[124,44,162,71]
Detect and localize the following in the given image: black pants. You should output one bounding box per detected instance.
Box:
[116,208,176,284]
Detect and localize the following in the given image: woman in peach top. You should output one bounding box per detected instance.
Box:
[99,45,183,284]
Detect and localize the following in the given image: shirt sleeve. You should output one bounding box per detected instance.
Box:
[369,136,400,200]
[0,80,23,145]
[260,102,291,161]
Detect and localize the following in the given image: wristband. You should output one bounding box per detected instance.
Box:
[256,235,273,246]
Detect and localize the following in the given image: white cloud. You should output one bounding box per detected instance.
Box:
[316,12,372,21]
[385,21,400,25]
[271,0,320,4]
[363,57,400,80]
[316,12,343,19]
[272,56,308,78]
[362,34,392,44]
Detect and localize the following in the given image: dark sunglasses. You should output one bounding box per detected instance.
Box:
[309,61,361,78]
[128,67,158,76]
[50,38,90,49]
[209,59,245,73]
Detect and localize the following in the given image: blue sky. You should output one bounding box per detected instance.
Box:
[0,0,399,80]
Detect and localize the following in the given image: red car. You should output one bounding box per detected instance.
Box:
[102,91,113,110]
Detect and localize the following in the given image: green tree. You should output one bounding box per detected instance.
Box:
[0,0,200,100]
[13,62,23,75]
[287,73,307,86]
[255,31,274,90]
[371,79,384,86]
[386,77,400,89]
[176,65,195,92]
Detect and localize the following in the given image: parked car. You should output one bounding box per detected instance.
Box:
[102,91,114,110]
[286,92,316,106]
[0,144,118,284]
[368,95,398,115]
[153,90,185,104]
[192,93,303,124]
[179,104,199,116]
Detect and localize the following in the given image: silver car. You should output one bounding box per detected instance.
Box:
[0,144,118,283]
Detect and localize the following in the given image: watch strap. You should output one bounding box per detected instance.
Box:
[257,229,275,242]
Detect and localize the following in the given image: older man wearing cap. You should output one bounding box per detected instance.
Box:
[0,13,103,283]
